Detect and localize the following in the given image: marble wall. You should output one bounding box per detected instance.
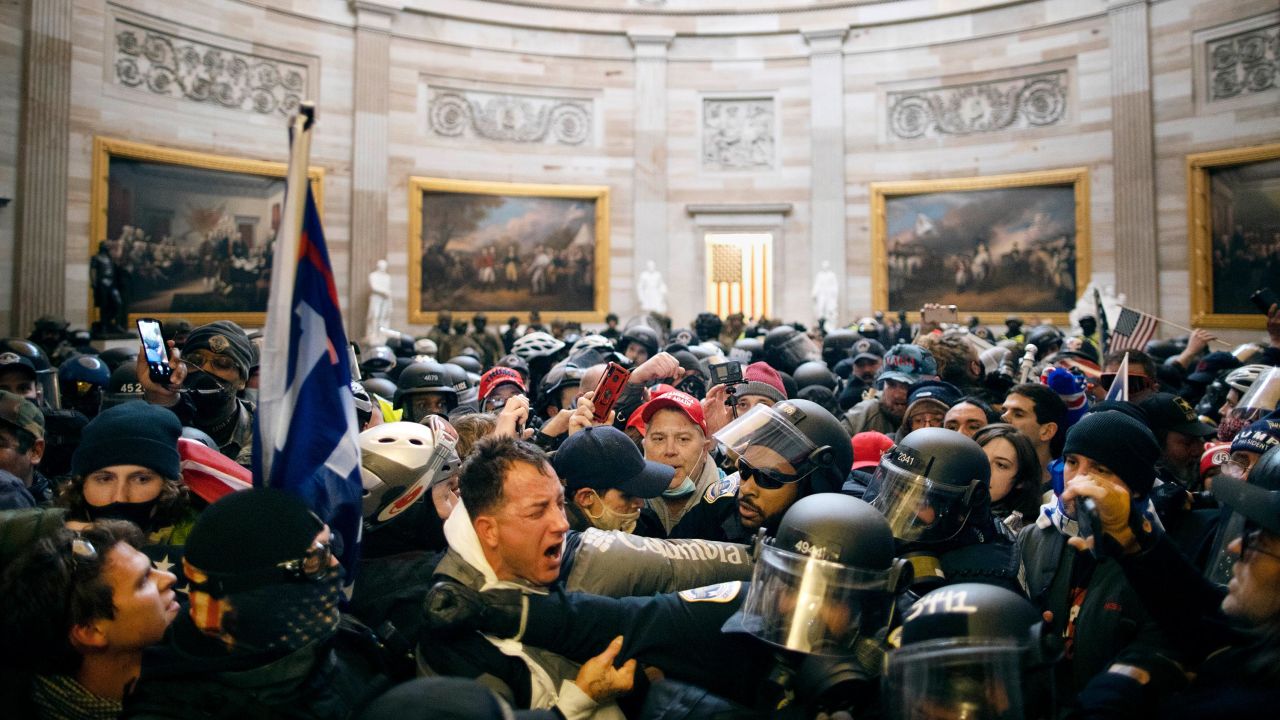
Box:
[2,0,1277,344]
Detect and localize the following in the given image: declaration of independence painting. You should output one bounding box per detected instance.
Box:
[409,178,610,324]
[871,168,1090,323]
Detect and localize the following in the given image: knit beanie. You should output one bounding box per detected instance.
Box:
[71,402,182,480]
[1062,410,1160,498]
[184,488,322,575]
[183,320,254,379]
[740,361,786,402]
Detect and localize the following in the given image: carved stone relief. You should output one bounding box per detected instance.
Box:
[1207,23,1278,101]
[112,19,309,116]
[702,98,775,170]
[427,86,593,146]
[887,70,1068,140]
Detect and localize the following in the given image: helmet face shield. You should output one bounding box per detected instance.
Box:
[884,640,1029,720]
[865,460,974,544]
[714,404,824,481]
[739,543,895,656]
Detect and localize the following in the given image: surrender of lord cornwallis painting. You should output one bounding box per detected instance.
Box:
[409,178,610,324]
[871,168,1091,324]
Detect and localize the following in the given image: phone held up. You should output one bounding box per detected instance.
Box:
[591,362,631,424]
[136,317,172,385]
[1250,287,1278,315]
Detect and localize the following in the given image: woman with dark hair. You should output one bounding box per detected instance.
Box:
[974,423,1043,536]
[57,403,196,557]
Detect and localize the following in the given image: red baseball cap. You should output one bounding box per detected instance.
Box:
[479,367,526,402]
[851,431,894,471]
[1200,441,1231,478]
[639,390,707,436]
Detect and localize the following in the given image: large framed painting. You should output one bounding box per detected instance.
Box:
[1188,142,1280,330]
[871,167,1090,325]
[90,137,324,330]
[409,177,610,324]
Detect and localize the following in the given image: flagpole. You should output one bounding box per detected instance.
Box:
[1144,316,1234,348]
[259,102,317,483]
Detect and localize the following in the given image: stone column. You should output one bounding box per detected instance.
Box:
[628,30,674,314]
[14,0,73,333]
[804,27,848,326]
[1107,0,1158,315]
[349,1,397,341]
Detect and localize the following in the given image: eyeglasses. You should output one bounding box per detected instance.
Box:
[738,457,808,491]
[65,535,99,572]
[182,350,239,375]
[1099,374,1152,393]
[1222,458,1253,480]
[276,539,334,580]
[1240,530,1280,563]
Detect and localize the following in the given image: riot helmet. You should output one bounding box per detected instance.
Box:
[362,376,398,404]
[448,354,484,376]
[864,428,991,546]
[533,361,585,418]
[856,317,883,340]
[1218,366,1280,442]
[359,418,461,531]
[0,338,58,407]
[97,346,139,373]
[1024,326,1064,361]
[794,361,838,391]
[884,583,1056,720]
[618,326,661,364]
[395,361,458,422]
[693,312,722,344]
[57,354,110,418]
[738,493,908,656]
[714,399,852,494]
[361,345,396,375]
[763,326,821,376]
[732,337,765,364]
[99,363,146,411]
[822,329,858,368]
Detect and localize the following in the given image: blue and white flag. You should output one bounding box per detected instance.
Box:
[1104,351,1130,403]
[254,111,362,579]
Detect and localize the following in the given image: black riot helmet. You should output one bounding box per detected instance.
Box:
[864,428,992,547]
[1214,445,1280,535]
[100,363,147,411]
[98,346,140,373]
[1024,326,1064,361]
[361,345,396,375]
[885,583,1057,720]
[533,361,585,418]
[618,325,660,363]
[447,355,484,376]
[714,399,853,495]
[395,361,458,422]
[732,337,764,364]
[362,377,397,405]
[763,326,821,376]
[738,494,909,656]
[0,338,58,407]
[794,361,838,391]
[822,329,858,368]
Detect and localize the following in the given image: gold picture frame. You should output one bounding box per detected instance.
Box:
[870,167,1091,326]
[1187,142,1280,330]
[408,177,610,325]
[90,136,324,329]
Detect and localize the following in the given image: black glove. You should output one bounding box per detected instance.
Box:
[421,580,527,638]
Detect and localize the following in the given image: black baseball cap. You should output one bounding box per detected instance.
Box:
[553,425,673,498]
[0,352,37,380]
[1139,392,1216,438]
[1186,351,1241,385]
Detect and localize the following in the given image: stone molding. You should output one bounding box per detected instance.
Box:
[426,85,594,146]
[702,97,776,170]
[111,17,311,117]
[886,70,1068,140]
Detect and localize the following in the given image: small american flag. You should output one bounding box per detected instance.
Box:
[1110,307,1158,352]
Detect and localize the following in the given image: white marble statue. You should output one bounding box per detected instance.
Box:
[365,259,392,346]
[812,260,839,326]
[637,260,668,315]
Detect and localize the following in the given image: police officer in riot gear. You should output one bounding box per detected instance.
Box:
[862,427,1020,600]
[423,493,910,718]
[883,583,1058,720]
[394,361,458,422]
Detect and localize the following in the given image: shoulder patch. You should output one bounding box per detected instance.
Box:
[704,472,740,502]
[678,581,742,603]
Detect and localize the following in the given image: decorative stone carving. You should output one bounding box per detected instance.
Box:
[887,71,1068,140]
[426,86,592,145]
[702,98,775,170]
[112,19,308,116]
[1206,23,1278,101]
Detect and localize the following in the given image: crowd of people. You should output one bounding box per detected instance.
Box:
[1,302,1279,719]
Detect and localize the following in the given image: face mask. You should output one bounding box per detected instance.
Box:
[584,490,641,533]
[215,565,343,655]
[86,499,158,529]
[662,476,696,499]
[183,367,237,416]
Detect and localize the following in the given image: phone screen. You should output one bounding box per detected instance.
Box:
[136,318,171,383]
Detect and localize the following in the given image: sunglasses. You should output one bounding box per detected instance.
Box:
[737,457,811,491]
[1099,374,1152,392]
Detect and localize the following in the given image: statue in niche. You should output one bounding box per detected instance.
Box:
[637,260,668,315]
[812,260,839,327]
[366,259,392,346]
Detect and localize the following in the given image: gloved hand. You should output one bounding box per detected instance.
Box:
[421,580,527,638]
[1063,474,1143,556]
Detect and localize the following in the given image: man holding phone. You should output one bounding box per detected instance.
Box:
[136,320,256,466]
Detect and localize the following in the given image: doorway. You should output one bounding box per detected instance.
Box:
[704,232,772,320]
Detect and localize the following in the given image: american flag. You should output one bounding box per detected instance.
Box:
[254,107,363,582]
[1109,307,1159,353]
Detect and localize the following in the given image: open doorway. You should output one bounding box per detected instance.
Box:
[704,232,772,320]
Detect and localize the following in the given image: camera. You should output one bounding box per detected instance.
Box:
[709,360,744,386]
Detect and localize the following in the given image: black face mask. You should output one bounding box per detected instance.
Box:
[182,367,237,416]
[87,499,158,529]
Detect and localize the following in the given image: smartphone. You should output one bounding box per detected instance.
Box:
[136,317,172,384]
[1250,287,1278,314]
[591,362,631,424]
[1077,497,1105,559]
[920,305,959,325]
[709,360,744,386]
